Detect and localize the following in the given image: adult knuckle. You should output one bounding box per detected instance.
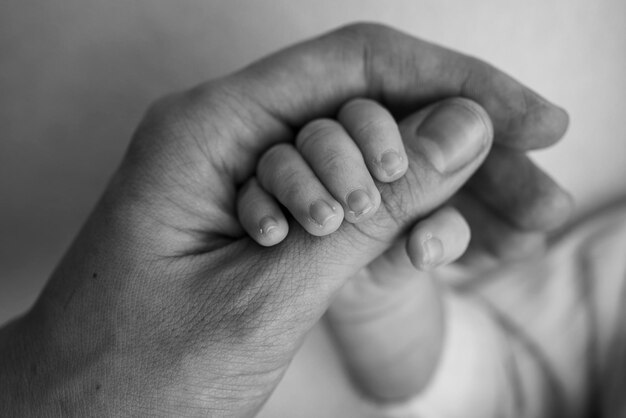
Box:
[128,92,189,158]
[187,79,240,110]
[143,92,182,126]
[140,90,209,145]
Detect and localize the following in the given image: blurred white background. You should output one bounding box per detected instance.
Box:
[1,1,625,415]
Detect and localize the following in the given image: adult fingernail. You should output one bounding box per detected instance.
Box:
[259,216,279,235]
[421,234,444,269]
[416,101,489,174]
[380,150,404,177]
[310,200,337,226]
[346,189,373,218]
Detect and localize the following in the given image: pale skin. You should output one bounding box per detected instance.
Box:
[237,97,478,266]
[237,97,484,402]
[0,23,579,417]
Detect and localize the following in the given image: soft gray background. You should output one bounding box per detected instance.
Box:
[1,1,625,416]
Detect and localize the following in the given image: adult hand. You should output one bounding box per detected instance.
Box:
[0,23,569,417]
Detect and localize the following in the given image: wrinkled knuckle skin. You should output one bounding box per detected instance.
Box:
[379,166,441,226]
[316,151,344,176]
[141,91,193,132]
[296,119,338,152]
[121,95,179,170]
[185,78,249,117]
[380,179,422,226]
[136,80,229,141]
[131,92,192,148]
[352,117,389,141]
[119,91,206,183]
[188,245,317,346]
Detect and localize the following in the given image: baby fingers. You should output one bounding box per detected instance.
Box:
[406,206,471,271]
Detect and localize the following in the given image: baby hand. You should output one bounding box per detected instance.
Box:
[237,98,477,271]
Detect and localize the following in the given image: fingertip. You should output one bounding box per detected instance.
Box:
[406,207,471,271]
[237,177,290,247]
[553,104,570,137]
[526,102,570,149]
[500,98,570,150]
[337,98,409,183]
[306,199,345,236]
[407,233,445,271]
[377,149,409,182]
[344,187,381,224]
[256,215,289,247]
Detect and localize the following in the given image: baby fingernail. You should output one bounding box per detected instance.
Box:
[421,235,444,269]
[380,150,404,177]
[310,200,337,226]
[259,216,279,235]
[346,189,373,218]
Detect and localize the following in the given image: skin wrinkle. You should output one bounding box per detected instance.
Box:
[199,83,290,185]
[103,174,234,257]
[133,90,259,244]
[377,171,429,228]
[296,119,342,152]
[185,243,307,347]
[230,74,297,147]
[337,102,395,140]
